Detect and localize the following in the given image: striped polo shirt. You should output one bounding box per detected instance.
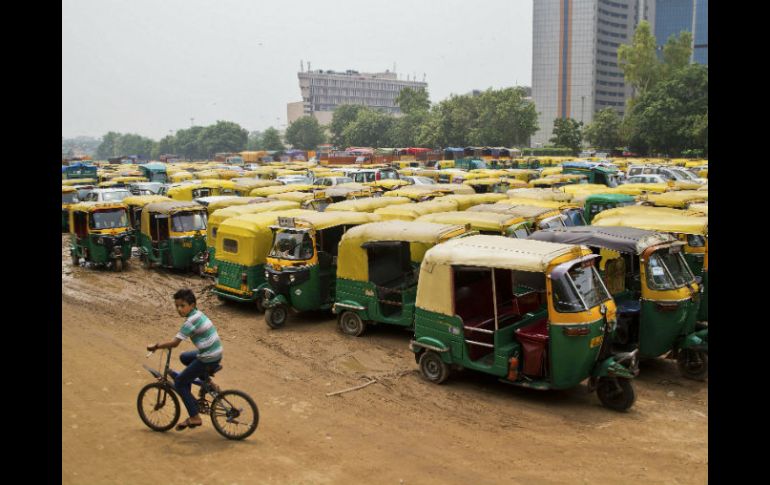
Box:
[175,308,223,363]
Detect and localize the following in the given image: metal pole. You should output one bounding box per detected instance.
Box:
[491,268,499,331]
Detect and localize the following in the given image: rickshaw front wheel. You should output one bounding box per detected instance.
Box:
[419,351,450,384]
[265,305,288,329]
[677,349,708,381]
[255,298,266,313]
[338,311,366,337]
[596,377,635,412]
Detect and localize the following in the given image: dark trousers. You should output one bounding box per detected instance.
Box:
[174,351,220,417]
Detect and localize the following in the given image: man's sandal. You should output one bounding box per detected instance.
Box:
[176,418,202,431]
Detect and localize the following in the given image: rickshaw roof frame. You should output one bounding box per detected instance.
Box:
[529,226,680,255]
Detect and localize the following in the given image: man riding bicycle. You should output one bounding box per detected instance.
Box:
[147,288,223,431]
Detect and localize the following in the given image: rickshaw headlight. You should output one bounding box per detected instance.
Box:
[289,275,296,283]
[97,237,104,245]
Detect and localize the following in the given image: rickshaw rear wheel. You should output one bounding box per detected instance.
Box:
[255,298,266,313]
[141,254,152,269]
[677,349,708,381]
[70,252,79,267]
[265,305,288,329]
[338,311,366,337]
[596,377,635,411]
[419,351,450,384]
[113,258,123,272]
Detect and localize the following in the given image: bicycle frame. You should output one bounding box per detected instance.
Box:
[144,349,217,393]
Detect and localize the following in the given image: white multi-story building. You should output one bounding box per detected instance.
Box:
[287,69,428,125]
[531,0,648,146]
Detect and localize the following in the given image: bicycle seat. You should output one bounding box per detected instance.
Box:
[208,364,223,377]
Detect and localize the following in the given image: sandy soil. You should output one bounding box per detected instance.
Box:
[61,235,707,485]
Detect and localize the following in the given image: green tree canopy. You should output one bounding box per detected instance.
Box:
[618,21,660,94]
[549,117,583,154]
[329,105,367,146]
[96,132,154,159]
[623,64,708,156]
[175,126,205,159]
[246,131,263,150]
[395,87,430,115]
[284,116,326,150]
[341,109,395,148]
[197,121,248,158]
[260,127,285,151]
[583,108,622,150]
[96,132,121,158]
[662,31,693,77]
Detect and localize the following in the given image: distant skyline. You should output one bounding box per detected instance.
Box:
[62,0,533,140]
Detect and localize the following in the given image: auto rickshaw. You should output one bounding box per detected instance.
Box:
[68,202,133,271]
[262,211,382,328]
[591,207,708,323]
[383,186,450,202]
[137,201,208,274]
[62,186,80,232]
[440,193,508,210]
[463,177,528,194]
[166,181,231,201]
[506,187,573,202]
[642,191,708,209]
[169,171,193,183]
[123,195,172,232]
[205,200,302,275]
[529,174,588,188]
[496,198,587,226]
[409,235,638,411]
[530,226,707,379]
[325,196,412,213]
[416,211,533,238]
[210,209,314,310]
[249,184,317,198]
[232,179,281,196]
[374,198,460,221]
[583,193,636,224]
[333,221,474,336]
[468,204,568,231]
[202,196,270,215]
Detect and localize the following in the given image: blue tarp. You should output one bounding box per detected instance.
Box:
[444,147,464,152]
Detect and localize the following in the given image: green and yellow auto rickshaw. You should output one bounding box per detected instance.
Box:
[204,200,302,276]
[262,211,381,328]
[62,186,80,232]
[530,226,707,380]
[642,191,708,209]
[583,193,636,224]
[463,177,528,194]
[300,186,377,211]
[415,211,533,238]
[249,184,317,198]
[202,196,269,215]
[68,202,133,271]
[497,198,587,226]
[374,198,459,221]
[333,221,474,336]
[137,201,208,274]
[591,207,708,323]
[123,195,172,232]
[409,235,638,411]
[210,209,314,311]
[468,204,568,231]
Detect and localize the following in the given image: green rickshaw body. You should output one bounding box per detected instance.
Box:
[637,298,697,358]
[583,193,635,224]
[333,221,473,330]
[138,201,208,272]
[411,236,635,398]
[68,202,133,267]
[697,270,708,322]
[266,264,326,311]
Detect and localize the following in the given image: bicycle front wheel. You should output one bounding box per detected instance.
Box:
[210,390,259,440]
[137,382,180,432]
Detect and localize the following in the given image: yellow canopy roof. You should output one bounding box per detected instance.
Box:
[209,200,301,225]
[281,211,381,230]
[415,211,525,232]
[470,203,561,219]
[373,199,460,221]
[250,184,316,197]
[62,186,77,193]
[325,196,412,213]
[644,190,708,208]
[687,203,708,215]
[267,191,316,202]
[497,197,573,210]
[337,221,472,281]
[560,183,609,195]
[69,201,127,212]
[507,188,573,201]
[440,193,508,210]
[122,195,172,207]
[606,183,671,195]
[592,207,708,235]
[232,179,282,191]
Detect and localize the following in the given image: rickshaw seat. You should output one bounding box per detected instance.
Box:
[515,318,549,377]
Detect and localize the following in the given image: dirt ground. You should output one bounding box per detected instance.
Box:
[61,236,707,485]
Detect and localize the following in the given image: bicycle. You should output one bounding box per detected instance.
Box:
[137,348,259,440]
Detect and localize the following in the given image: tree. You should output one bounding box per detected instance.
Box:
[96,132,121,158]
[284,116,326,150]
[583,108,622,149]
[246,131,263,150]
[617,21,660,95]
[395,87,430,115]
[260,127,285,151]
[341,109,395,148]
[623,64,708,155]
[472,87,539,146]
[197,121,248,158]
[329,105,367,146]
[388,112,429,147]
[549,118,583,154]
[175,126,205,159]
[662,31,693,77]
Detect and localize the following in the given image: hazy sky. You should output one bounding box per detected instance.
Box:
[62,0,533,140]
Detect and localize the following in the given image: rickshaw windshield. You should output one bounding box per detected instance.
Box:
[552,264,611,313]
[646,249,695,290]
[171,211,207,232]
[270,230,314,260]
[538,215,567,230]
[62,193,79,204]
[90,209,128,229]
[686,235,705,247]
[510,227,530,239]
[102,191,131,202]
[563,209,586,226]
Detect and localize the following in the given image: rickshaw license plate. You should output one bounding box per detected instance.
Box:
[590,336,603,348]
[182,241,192,248]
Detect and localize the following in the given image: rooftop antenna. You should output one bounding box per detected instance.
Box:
[308,61,311,72]
[300,60,304,72]
[422,73,426,82]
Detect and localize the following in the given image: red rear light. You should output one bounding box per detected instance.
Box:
[376,172,381,180]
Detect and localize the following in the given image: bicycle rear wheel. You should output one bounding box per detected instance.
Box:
[209,390,259,440]
[137,382,180,432]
